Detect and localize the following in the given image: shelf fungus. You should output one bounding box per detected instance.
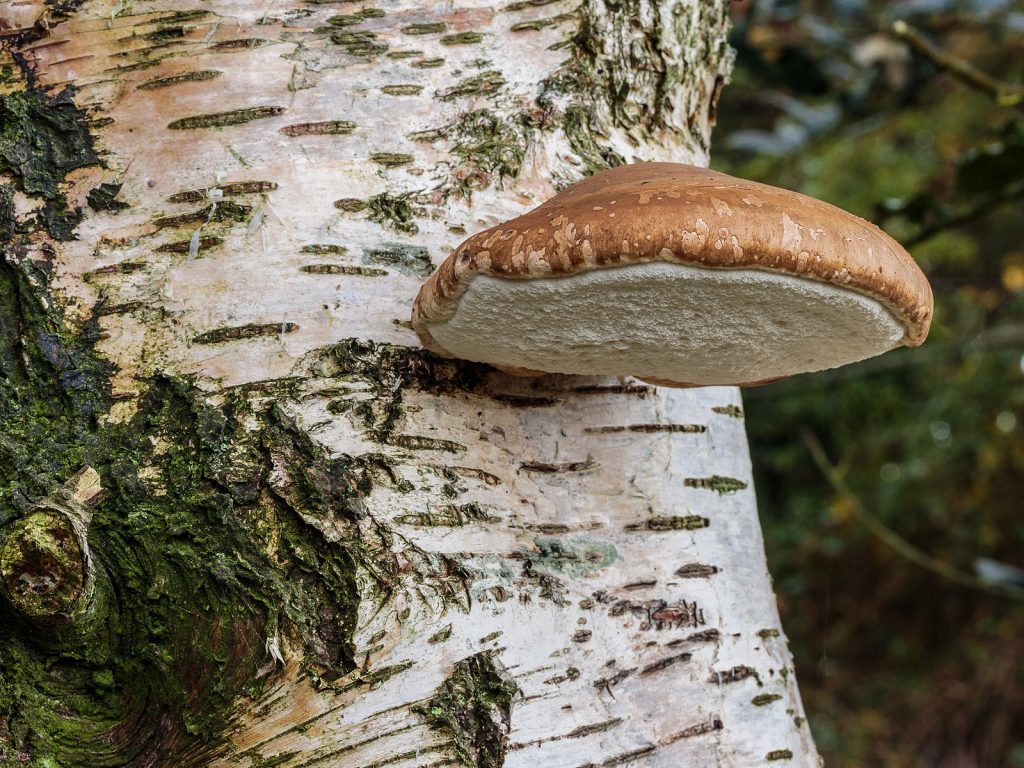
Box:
[412,163,933,386]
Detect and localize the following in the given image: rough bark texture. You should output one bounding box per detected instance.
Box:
[0,1,821,766]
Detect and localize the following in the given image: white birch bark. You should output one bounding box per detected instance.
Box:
[10,0,821,765]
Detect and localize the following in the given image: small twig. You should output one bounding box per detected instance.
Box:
[904,182,1024,248]
[802,431,1024,602]
[891,21,1024,107]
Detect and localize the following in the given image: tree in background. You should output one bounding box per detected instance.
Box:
[714,1,1024,766]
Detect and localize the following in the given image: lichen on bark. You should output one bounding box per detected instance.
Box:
[414,652,519,768]
[540,0,733,171]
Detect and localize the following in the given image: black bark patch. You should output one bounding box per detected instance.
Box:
[317,339,488,439]
[86,182,127,211]
[0,77,97,239]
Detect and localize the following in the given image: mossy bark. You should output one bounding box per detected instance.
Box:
[0,2,819,767]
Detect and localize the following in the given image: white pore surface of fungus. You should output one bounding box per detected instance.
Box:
[428,261,906,384]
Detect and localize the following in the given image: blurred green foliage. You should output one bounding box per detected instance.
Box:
[712,1,1024,765]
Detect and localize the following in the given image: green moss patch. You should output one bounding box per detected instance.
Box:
[0,255,408,765]
[414,652,518,768]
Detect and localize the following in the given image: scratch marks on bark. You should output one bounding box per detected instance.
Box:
[193,322,298,344]
[619,579,657,591]
[675,563,720,578]
[168,180,278,204]
[438,70,506,101]
[639,651,692,676]
[710,665,763,686]
[210,38,270,52]
[362,242,433,276]
[684,475,748,494]
[301,264,387,277]
[624,515,709,531]
[394,503,499,527]
[712,404,744,418]
[447,466,502,486]
[576,744,657,767]
[670,628,721,645]
[592,666,635,695]
[137,69,222,89]
[661,717,724,744]
[192,321,299,342]
[301,244,348,255]
[606,596,706,631]
[491,394,562,407]
[518,458,596,474]
[543,666,581,685]
[281,120,357,136]
[167,105,286,130]
[389,435,466,453]
[569,383,652,396]
[509,717,623,751]
[585,423,706,434]
[429,625,453,644]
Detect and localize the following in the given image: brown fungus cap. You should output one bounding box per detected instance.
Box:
[412,163,933,387]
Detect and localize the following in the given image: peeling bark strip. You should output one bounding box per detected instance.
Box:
[0,1,820,765]
[415,653,518,768]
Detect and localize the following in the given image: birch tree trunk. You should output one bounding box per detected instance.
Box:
[0,1,821,766]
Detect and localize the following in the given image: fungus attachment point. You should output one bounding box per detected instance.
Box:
[412,163,933,386]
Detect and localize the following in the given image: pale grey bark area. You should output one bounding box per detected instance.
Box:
[19,1,820,765]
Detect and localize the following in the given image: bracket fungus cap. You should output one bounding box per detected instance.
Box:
[412,163,933,387]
